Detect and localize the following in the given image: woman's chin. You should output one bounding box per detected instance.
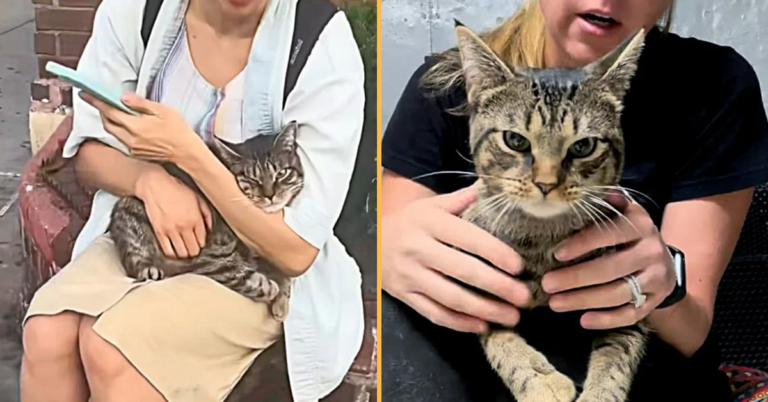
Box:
[219,0,263,15]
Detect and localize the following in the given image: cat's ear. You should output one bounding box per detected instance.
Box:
[274,121,298,154]
[208,136,243,168]
[454,22,517,103]
[583,29,646,99]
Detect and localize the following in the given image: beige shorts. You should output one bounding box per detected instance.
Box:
[23,234,283,402]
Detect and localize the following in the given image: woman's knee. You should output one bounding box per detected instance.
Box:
[22,311,82,363]
[78,316,132,381]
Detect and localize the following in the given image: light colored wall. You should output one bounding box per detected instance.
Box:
[381,0,768,131]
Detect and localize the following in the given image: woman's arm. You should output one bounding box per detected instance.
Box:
[75,139,214,258]
[75,140,162,198]
[648,188,752,356]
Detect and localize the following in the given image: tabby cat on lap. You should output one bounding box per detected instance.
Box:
[108,122,304,322]
[421,22,648,402]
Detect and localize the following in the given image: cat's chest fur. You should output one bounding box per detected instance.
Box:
[462,194,613,308]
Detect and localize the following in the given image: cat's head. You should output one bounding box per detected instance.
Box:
[453,22,645,219]
[208,121,304,213]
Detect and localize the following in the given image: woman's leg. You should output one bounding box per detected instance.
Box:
[381,292,514,402]
[78,316,166,402]
[83,273,281,402]
[20,311,89,402]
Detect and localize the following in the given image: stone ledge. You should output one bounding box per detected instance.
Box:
[29,78,72,155]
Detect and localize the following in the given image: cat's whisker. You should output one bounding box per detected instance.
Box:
[584,194,641,236]
[461,193,506,222]
[483,194,508,211]
[455,150,475,165]
[505,201,520,239]
[574,199,602,232]
[589,185,660,210]
[580,199,611,234]
[410,170,518,183]
[489,199,514,235]
[583,188,638,206]
[582,196,623,235]
[410,170,479,181]
[567,202,586,227]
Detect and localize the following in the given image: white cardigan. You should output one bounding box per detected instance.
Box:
[62,0,366,400]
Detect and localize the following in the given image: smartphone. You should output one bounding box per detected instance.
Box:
[45,61,138,115]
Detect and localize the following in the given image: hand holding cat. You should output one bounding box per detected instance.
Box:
[541,192,677,330]
[134,165,214,259]
[80,92,205,165]
[382,184,531,333]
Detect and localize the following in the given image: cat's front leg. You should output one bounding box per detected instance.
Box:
[482,329,577,402]
[576,326,648,402]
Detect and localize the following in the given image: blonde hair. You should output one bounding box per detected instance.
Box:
[421,0,674,91]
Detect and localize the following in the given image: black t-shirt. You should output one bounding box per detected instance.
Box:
[382,27,768,400]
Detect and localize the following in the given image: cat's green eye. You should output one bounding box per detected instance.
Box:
[568,138,597,158]
[277,168,291,180]
[503,131,531,152]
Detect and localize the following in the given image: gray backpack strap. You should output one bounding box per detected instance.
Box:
[141,0,164,48]
[283,0,339,108]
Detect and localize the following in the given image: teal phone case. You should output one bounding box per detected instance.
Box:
[45,61,138,115]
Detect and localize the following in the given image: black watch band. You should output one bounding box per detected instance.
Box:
[656,245,686,309]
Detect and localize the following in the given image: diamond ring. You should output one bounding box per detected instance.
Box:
[624,275,646,308]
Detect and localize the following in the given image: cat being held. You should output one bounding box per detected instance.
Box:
[422,21,648,402]
[108,121,303,322]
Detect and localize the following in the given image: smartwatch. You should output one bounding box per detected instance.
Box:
[657,244,687,309]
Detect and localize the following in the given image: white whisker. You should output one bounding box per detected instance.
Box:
[568,202,585,227]
[489,199,514,236]
[455,150,475,165]
[576,199,605,233]
[410,170,518,183]
[583,196,622,235]
[585,194,641,236]
[589,185,660,210]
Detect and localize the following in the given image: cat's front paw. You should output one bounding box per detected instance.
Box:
[518,370,577,402]
[245,274,280,301]
[138,267,164,281]
[270,295,290,322]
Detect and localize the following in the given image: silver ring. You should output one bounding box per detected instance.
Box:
[623,275,646,308]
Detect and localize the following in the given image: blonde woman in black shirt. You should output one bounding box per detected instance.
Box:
[381,1,768,400]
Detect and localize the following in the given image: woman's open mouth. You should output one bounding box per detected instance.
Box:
[577,12,621,35]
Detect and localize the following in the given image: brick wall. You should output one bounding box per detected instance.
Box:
[30,0,100,111]
[33,0,98,80]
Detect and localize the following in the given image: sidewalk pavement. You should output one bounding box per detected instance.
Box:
[0,0,36,399]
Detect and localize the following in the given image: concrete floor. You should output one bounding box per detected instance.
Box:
[0,0,36,399]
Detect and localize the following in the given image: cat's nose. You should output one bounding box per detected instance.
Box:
[263,187,275,198]
[534,182,557,195]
